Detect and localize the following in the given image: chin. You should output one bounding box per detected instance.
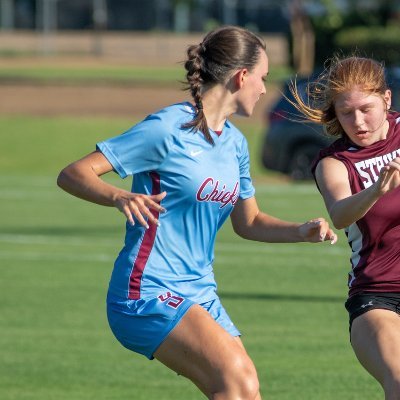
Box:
[236,108,252,118]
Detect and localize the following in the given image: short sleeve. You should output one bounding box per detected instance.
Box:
[238,136,255,199]
[96,114,173,178]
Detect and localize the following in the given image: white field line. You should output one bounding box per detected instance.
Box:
[0,233,119,247]
[0,190,60,200]
[0,250,114,263]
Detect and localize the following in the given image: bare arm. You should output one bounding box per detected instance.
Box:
[230,196,337,244]
[57,151,166,228]
[315,156,400,229]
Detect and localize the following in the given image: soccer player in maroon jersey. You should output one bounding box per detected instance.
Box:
[292,56,400,400]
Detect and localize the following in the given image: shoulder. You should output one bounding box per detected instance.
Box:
[225,119,244,138]
[142,102,195,131]
[224,120,248,149]
[388,111,400,123]
[388,111,400,133]
[127,102,196,142]
[315,154,347,176]
[314,155,349,187]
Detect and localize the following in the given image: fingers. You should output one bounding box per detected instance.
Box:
[378,158,400,194]
[326,228,338,244]
[149,191,167,212]
[389,157,400,169]
[317,219,337,244]
[303,218,337,244]
[116,191,167,228]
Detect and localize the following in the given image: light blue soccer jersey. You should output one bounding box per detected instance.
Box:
[97,102,255,304]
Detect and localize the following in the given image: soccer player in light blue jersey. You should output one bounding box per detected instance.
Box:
[58,25,337,400]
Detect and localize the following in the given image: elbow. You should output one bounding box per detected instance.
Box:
[232,222,252,240]
[231,222,241,236]
[233,226,246,239]
[329,214,349,231]
[57,165,75,192]
[328,206,350,230]
[56,170,64,189]
[332,221,346,230]
[57,168,68,190]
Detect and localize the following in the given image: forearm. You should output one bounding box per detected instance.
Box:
[233,212,304,243]
[328,184,381,229]
[57,162,122,207]
[231,197,335,244]
[58,151,166,228]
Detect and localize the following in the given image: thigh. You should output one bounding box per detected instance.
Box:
[107,293,194,359]
[154,304,257,394]
[351,309,400,384]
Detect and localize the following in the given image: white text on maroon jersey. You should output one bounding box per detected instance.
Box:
[196,178,239,208]
[355,148,400,188]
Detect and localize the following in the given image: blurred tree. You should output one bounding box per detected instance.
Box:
[92,0,107,55]
[299,0,400,67]
[0,0,15,30]
[288,0,315,75]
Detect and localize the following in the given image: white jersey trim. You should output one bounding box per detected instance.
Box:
[346,222,363,287]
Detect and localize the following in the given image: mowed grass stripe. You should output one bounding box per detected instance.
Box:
[0,232,345,255]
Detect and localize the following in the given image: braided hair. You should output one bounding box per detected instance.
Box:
[182,25,266,144]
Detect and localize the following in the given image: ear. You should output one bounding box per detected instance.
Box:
[384,89,392,110]
[234,68,248,89]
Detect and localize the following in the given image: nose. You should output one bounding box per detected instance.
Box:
[260,83,266,96]
[354,110,364,127]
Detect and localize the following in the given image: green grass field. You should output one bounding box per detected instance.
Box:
[0,115,382,399]
[0,64,291,87]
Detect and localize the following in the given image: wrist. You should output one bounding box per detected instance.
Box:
[370,181,385,199]
[296,222,308,242]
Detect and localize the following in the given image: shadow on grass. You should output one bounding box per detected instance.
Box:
[219,291,344,303]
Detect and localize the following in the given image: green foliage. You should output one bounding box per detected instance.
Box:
[334,25,400,66]
[0,116,382,399]
[308,1,400,67]
[0,116,134,175]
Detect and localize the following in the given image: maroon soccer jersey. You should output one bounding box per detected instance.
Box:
[312,112,400,296]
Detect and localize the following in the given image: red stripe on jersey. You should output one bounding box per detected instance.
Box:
[128,172,160,300]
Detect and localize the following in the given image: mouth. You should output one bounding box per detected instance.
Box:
[356,130,368,136]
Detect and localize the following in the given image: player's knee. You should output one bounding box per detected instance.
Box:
[219,353,260,399]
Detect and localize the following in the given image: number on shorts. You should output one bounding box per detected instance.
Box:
[158,292,184,309]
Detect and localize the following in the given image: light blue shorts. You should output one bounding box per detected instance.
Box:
[107,292,241,359]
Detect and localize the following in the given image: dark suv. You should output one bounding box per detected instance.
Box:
[261,68,400,180]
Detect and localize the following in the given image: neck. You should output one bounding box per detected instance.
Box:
[201,85,235,131]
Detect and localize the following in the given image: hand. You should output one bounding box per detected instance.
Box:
[113,191,167,228]
[376,157,400,195]
[299,218,337,244]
